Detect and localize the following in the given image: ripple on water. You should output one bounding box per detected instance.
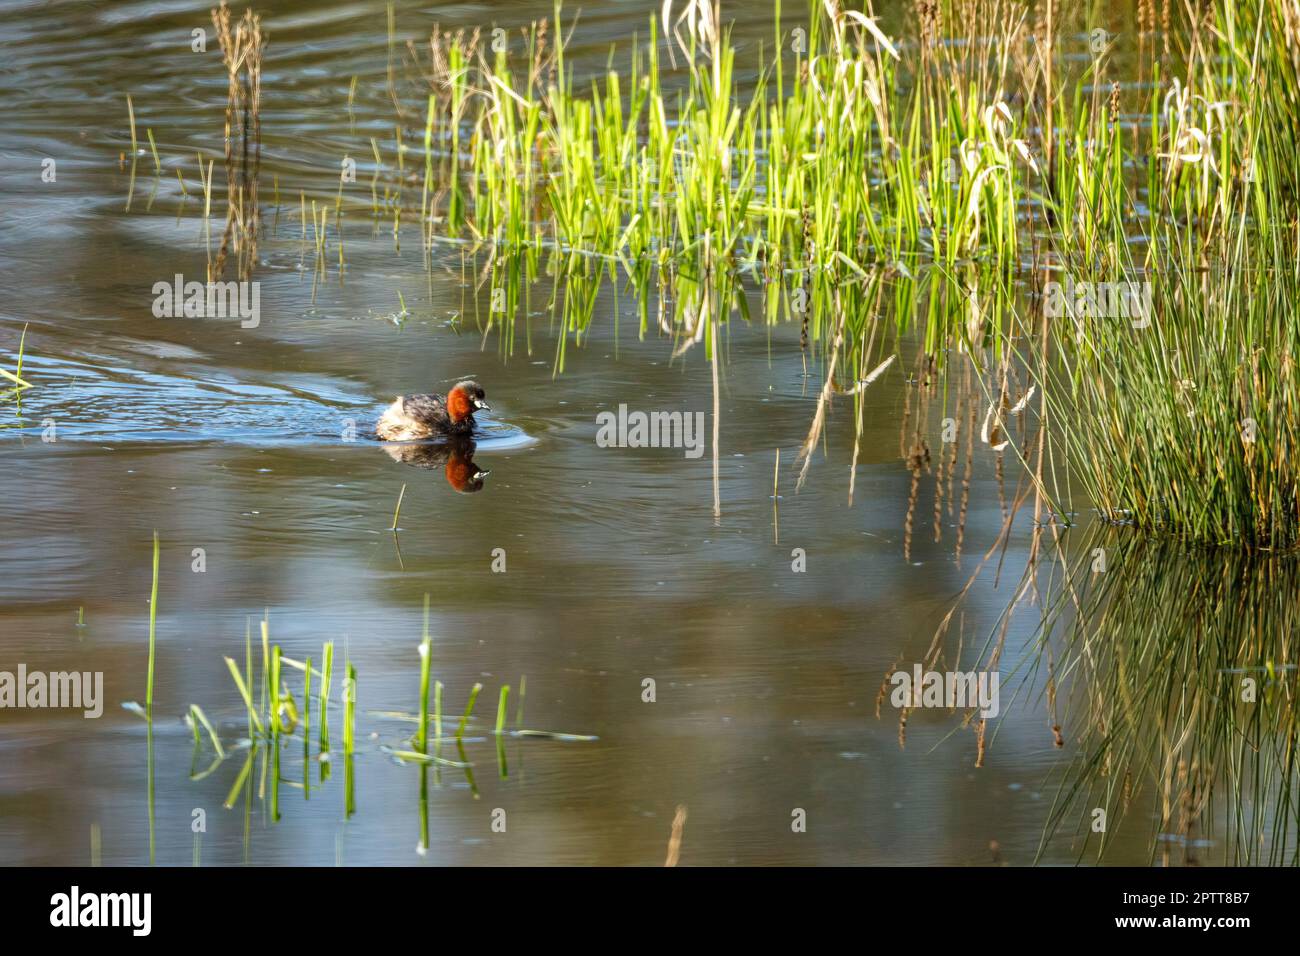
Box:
[2,352,535,449]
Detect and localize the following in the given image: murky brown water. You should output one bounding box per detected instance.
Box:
[0,0,1275,866]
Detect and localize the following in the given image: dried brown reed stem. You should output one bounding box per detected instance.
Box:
[664,804,688,866]
[956,391,975,564]
[902,360,932,562]
[932,402,946,542]
[211,1,265,282]
[795,290,847,492]
[796,279,891,493]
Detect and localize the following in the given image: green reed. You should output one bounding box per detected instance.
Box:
[187,704,224,758]
[126,93,138,155]
[456,682,482,741]
[302,655,312,798]
[494,684,509,737]
[269,644,281,736]
[343,660,356,756]
[433,680,443,763]
[258,616,269,714]
[222,655,263,735]
[145,531,159,719]
[146,128,161,175]
[1,323,31,400]
[319,640,333,756]
[417,594,431,753]
[344,659,356,816]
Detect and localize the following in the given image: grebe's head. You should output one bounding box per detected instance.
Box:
[446,380,489,423]
[445,441,489,493]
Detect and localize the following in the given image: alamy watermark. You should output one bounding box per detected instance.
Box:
[50,886,150,935]
[0,665,104,718]
[151,274,261,328]
[1043,274,1151,328]
[595,404,705,459]
[889,664,1000,719]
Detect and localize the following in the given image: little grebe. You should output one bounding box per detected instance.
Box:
[375,380,489,441]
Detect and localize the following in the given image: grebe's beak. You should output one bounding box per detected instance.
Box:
[473,398,491,411]
[473,469,491,481]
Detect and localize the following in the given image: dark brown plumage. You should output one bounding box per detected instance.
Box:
[375,380,488,440]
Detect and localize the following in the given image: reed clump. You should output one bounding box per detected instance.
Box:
[171,600,594,837]
[1021,0,1300,549]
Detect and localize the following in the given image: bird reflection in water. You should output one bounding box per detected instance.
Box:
[380,437,490,493]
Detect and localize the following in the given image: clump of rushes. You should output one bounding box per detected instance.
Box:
[1019,0,1300,550]
[187,601,595,830]
[162,0,1277,390]
[1039,230,1300,549]
[367,0,1294,352]
[210,1,265,281]
[400,1,1038,343]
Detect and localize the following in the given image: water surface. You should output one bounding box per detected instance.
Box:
[0,0,1270,866]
